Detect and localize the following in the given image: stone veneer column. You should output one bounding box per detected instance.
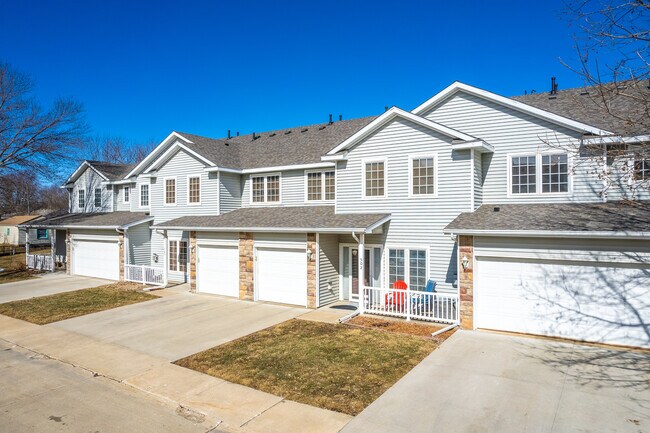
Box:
[65,229,71,275]
[118,231,125,281]
[458,235,474,330]
[306,233,317,309]
[239,232,254,301]
[189,231,197,292]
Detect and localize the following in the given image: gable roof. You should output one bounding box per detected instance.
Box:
[512,80,650,136]
[0,215,42,226]
[19,212,153,229]
[444,201,650,238]
[325,107,478,157]
[64,160,134,185]
[412,82,612,136]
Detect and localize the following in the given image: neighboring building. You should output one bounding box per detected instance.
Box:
[0,215,49,246]
[23,81,650,348]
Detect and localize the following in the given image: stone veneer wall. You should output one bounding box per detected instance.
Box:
[189,231,197,292]
[239,232,254,300]
[458,235,474,330]
[66,229,71,274]
[118,231,125,281]
[307,233,317,308]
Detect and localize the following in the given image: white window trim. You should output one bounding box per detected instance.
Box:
[506,152,573,198]
[167,238,188,273]
[361,157,387,199]
[122,186,130,204]
[249,172,282,205]
[186,175,202,206]
[139,182,150,209]
[78,188,86,209]
[304,169,336,203]
[163,176,177,206]
[408,153,438,198]
[384,245,430,291]
[94,188,102,209]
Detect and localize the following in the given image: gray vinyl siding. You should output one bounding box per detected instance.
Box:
[242,169,332,207]
[336,118,470,293]
[150,229,188,283]
[318,234,339,306]
[114,185,134,211]
[474,152,483,208]
[422,91,609,203]
[126,222,151,265]
[219,171,242,213]
[71,167,113,213]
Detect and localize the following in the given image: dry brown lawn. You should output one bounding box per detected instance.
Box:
[347,315,456,341]
[175,319,447,415]
[0,247,50,284]
[0,282,157,324]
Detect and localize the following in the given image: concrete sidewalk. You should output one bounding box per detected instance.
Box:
[0,273,113,303]
[0,314,351,433]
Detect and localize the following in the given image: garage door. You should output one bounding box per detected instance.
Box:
[476,257,650,347]
[72,239,119,280]
[197,245,239,297]
[256,247,307,306]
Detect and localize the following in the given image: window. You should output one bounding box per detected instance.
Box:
[364,160,385,198]
[78,189,85,208]
[251,174,281,203]
[388,248,428,291]
[188,176,201,204]
[123,186,130,203]
[511,155,537,194]
[542,154,569,193]
[168,240,188,272]
[165,178,176,205]
[634,159,650,181]
[410,156,436,196]
[140,184,149,207]
[36,229,48,240]
[306,170,335,201]
[5,228,9,236]
[94,188,102,208]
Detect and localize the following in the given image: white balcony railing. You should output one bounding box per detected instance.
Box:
[361,286,459,324]
[26,254,65,271]
[124,264,166,286]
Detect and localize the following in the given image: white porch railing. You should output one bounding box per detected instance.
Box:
[361,286,459,324]
[26,254,65,271]
[124,264,166,286]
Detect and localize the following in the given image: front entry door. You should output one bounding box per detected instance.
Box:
[351,248,371,299]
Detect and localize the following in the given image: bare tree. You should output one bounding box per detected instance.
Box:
[86,134,156,164]
[555,0,650,197]
[0,62,87,177]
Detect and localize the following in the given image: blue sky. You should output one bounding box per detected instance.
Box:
[1,0,597,145]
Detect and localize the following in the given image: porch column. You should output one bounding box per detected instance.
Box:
[162,230,169,286]
[306,233,317,309]
[458,235,474,330]
[118,231,125,281]
[50,229,55,272]
[358,233,365,314]
[65,230,71,274]
[25,228,30,257]
[189,231,197,293]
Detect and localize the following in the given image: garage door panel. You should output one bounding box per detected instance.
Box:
[256,247,307,306]
[197,245,239,297]
[476,257,650,347]
[72,239,119,281]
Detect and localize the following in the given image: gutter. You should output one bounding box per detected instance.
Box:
[442,229,650,239]
[150,226,375,234]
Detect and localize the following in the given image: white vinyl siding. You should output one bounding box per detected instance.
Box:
[126,222,151,265]
[336,118,468,293]
[219,171,242,213]
[318,234,339,306]
[71,166,112,213]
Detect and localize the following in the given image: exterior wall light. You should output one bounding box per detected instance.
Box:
[152,253,159,263]
[307,249,313,261]
[461,255,470,270]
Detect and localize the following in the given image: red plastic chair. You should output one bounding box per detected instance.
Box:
[386,280,407,310]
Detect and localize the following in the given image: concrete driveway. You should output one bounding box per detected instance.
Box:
[0,273,113,303]
[343,330,650,433]
[50,290,308,360]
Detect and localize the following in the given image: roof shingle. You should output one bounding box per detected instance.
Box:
[20,212,152,229]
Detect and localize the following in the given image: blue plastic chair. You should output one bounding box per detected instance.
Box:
[411,279,436,311]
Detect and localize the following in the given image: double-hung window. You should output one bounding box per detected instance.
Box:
[306,170,335,201]
[364,159,386,198]
[78,189,85,209]
[388,248,428,291]
[123,186,130,204]
[510,153,569,196]
[140,184,149,207]
[634,159,650,181]
[410,155,436,196]
[251,174,280,203]
[188,176,201,204]
[168,240,188,272]
[165,178,176,205]
[94,188,102,208]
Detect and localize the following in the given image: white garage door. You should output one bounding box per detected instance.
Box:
[256,247,307,306]
[197,245,239,297]
[476,257,650,347]
[72,239,119,281]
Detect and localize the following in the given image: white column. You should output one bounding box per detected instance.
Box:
[25,229,30,257]
[358,233,365,313]
[50,229,56,272]
[162,230,169,286]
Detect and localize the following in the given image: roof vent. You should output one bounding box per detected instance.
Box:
[339,114,342,121]
[269,133,276,137]
[301,128,308,133]
[319,126,326,130]
[550,76,558,95]
[252,132,258,140]
[328,114,333,125]
[227,130,231,139]
[493,206,500,212]
[285,130,292,135]
[236,131,239,137]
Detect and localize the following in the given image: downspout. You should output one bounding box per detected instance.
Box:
[431,323,459,338]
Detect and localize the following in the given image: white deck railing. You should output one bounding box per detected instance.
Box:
[361,286,459,324]
[26,254,65,271]
[124,264,166,286]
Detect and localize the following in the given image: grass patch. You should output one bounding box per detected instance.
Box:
[347,315,455,339]
[175,319,441,415]
[0,282,157,324]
